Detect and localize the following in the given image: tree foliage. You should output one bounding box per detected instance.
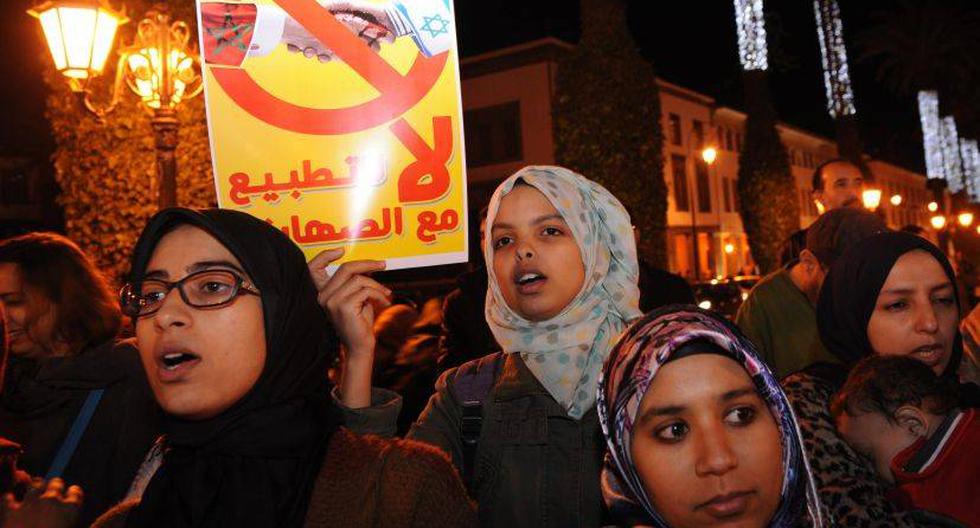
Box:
[553,0,668,267]
[737,71,800,274]
[855,0,980,136]
[43,1,214,281]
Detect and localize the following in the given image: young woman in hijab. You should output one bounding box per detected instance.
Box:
[314,166,642,526]
[92,208,474,528]
[0,233,159,525]
[782,230,977,527]
[599,307,824,528]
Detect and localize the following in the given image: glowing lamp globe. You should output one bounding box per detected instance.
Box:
[701,147,718,165]
[930,215,947,230]
[958,212,974,227]
[862,189,882,211]
[28,1,127,87]
[927,201,939,213]
[890,194,902,206]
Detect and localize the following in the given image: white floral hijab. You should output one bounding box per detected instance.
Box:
[484,166,642,419]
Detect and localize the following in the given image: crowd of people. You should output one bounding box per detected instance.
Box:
[0,161,977,528]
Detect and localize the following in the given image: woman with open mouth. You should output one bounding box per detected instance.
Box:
[94,208,474,527]
[598,307,824,528]
[782,230,979,527]
[316,165,643,526]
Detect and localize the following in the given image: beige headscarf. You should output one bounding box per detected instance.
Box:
[484,166,642,419]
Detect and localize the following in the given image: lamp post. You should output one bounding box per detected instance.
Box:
[685,123,718,282]
[29,1,202,209]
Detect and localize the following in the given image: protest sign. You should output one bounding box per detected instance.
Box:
[196,0,467,269]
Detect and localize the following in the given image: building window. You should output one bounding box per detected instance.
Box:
[726,129,735,151]
[695,160,711,212]
[0,169,30,205]
[730,178,741,212]
[668,114,682,146]
[692,120,704,149]
[463,101,522,167]
[722,177,732,212]
[671,154,689,212]
[734,132,742,151]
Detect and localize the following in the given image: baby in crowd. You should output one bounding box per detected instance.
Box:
[832,355,979,527]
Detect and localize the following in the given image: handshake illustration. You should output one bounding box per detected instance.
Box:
[201,0,452,67]
[283,0,398,63]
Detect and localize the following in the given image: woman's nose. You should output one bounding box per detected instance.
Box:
[694,429,738,477]
[153,289,191,330]
[514,240,535,261]
[914,303,939,334]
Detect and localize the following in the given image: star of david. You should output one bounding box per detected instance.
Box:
[419,14,449,39]
[207,13,254,56]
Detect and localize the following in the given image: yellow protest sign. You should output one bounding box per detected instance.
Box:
[196,0,467,269]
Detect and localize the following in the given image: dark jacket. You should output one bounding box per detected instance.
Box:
[338,353,607,528]
[637,260,694,313]
[0,339,160,526]
[439,268,498,371]
[92,428,477,528]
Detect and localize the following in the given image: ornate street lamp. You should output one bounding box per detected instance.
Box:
[29,1,203,209]
[28,1,127,86]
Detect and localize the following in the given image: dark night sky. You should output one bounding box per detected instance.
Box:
[4,0,979,174]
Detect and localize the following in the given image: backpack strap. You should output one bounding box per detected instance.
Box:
[46,388,104,479]
[451,352,503,493]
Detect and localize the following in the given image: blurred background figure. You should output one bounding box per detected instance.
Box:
[372,301,420,381]
[439,206,498,371]
[782,159,866,267]
[379,297,445,435]
[0,304,32,504]
[0,233,159,525]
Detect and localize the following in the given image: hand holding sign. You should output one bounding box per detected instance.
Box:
[309,248,390,408]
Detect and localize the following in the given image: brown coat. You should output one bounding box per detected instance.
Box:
[92,428,476,528]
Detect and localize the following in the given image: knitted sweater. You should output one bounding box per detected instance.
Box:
[91,428,477,527]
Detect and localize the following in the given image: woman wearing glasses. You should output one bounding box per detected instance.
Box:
[0,233,159,526]
[93,208,474,527]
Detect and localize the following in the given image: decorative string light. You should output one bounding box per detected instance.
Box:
[917,91,944,181]
[734,0,768,71]
[813,0,855,117]
[941,116,964,193]
[960,139,979,201]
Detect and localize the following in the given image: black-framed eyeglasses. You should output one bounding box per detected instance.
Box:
[120,269,259,318]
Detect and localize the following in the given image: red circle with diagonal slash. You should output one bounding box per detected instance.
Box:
[211,0,448,135]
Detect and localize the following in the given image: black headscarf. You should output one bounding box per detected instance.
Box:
[124,208,338,528]
[816,231,963,380]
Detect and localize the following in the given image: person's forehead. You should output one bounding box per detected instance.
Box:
[881,250,950,290]
[146,225,241,271]
[493,185,563,224]
[823,162,862,182]
[0,262,23,290]
[642,353,752,403]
